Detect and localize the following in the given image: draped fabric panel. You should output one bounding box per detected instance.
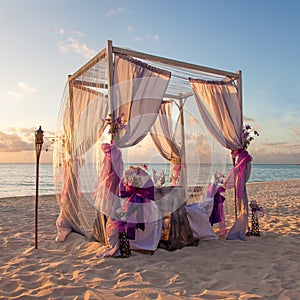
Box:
[150,102,181,163]
[71,87,109,158]
[150,101,183,187]
[189,79,243,150]
[63,85,109,157]
[54,77,110,241]
[189,78,251,240]
[91,54,171,249]
[112,54,171,148]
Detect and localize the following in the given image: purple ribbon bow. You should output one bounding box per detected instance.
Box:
[117,183,154,240]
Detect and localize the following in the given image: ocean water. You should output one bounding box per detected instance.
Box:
[0,163,299,199]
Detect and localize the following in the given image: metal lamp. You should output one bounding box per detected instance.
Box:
[35,126,44,249]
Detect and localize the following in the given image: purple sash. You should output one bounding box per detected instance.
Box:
[117,184,154,240]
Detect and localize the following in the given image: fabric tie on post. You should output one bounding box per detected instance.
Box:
[225,149,252,199]
[209,186,226,225]
[224,149,252,240]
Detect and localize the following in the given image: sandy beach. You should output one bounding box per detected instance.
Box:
[1,180,300,299]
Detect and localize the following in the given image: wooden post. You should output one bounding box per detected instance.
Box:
[237,70,243,129]
[106,40,114,122]
[178,96,187,189]
[99,40,114,248]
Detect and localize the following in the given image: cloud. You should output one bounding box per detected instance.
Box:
[243,115,255,123]
[8,82,37,98]
[291,127,300,138]
[72,30,84,37]
[146,33,159,41]
[7,90,23,98]
[57,37,96,59]
[127,24,159,42]
[132,33,160,42]
[0,129,33,152]
[18,82,36,93]
[53,25,65,35]
[106,7,132,17]
[132,36,143,41]
[0,127,54,153]
[262,141,288,147]
[250,143,300,164]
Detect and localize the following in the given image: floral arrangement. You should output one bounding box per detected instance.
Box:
[242,124,259,150]
[123,164,149,188]
[103,113,126,140]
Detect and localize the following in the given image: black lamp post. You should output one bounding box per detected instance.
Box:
[35,126,44,249]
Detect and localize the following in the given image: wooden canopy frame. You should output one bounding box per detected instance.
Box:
[67,40,243,219]
[68,40,242,118]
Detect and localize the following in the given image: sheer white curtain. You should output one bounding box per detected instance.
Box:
[150,101,183,187]
[55,83,109,241]
[112,54,171,147]
[189,78,251,240]
[93,54,170,222]
[189,78,243,150]
[63,85,109,157]
[150,101,181,162]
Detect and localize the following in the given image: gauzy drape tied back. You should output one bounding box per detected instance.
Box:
[101,142,122,161]
[60,157,84,199]
[117,184,154,240]
[224,149,252,199]
[99,142,123,187]
[91,142,124,218]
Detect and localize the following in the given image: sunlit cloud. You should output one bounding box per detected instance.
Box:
[0,127,54,154]
[18,82,36,93]
[7,90,23,98]
[124,135,164,164]
[8,82,37,98]
[57,37,96,59]
[262,141,288,147]
[53,25,65,35]
[55,26,84,37]
[0,129,33,152]
[250,143,300,164]
[291,127,300,138]
[72,30,84,37]
[106,7,133,17]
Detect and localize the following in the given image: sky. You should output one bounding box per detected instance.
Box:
[0,0,299,164]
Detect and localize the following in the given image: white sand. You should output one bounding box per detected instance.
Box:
[1,180,300,299]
